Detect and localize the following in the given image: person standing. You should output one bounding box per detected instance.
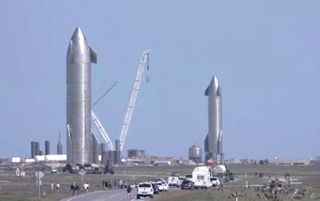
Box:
[71,182,76,195]
[83,182,90,193]
[49,182,54,190]
[127,185,132,199]
[56,183,60,192]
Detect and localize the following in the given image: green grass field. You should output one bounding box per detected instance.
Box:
[0,163,320,201]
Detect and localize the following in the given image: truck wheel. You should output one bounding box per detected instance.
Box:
[137,195,140,199]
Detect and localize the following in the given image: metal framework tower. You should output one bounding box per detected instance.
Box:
[119,50,150,151]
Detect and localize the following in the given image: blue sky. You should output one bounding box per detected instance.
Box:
[1,1,320,159]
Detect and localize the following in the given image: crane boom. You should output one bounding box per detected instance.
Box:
[91,111,114,150]
[119,50,150,151]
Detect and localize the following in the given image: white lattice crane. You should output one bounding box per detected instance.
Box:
[91,111,115,150]
[119,50,150,151]
[90,81,119,150]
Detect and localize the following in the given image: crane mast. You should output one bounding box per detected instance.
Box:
[119,50,150,151]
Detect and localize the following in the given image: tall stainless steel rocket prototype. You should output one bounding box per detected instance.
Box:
[66,27,97,164]
[204,75,223,162]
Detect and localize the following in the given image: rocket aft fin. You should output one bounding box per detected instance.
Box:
[218,130,223,153]
[204,134,208,152]
[89,45,97,63]
[218,130,223,142]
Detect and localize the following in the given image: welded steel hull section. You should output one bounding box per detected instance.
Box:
[66,27,97,165]
[204,75,223,162]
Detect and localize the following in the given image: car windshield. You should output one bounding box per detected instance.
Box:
[139,184,151,188]
[197,176,204,180]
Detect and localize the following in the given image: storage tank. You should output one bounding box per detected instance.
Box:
[114,139,121,165]
[45,140,50,155]
[188,144,202,163]
[212,164,227,175]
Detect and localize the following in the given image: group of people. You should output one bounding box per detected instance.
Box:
[117,179,129,189]
[70,182,90,195]
[49,182,60,192]
[102,179,133,199]
[102,179,132,189]
[70,182,80,195]
[102,180,112,189]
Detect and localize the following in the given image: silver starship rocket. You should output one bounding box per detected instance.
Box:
[66,27,97,164]
[204,75,223,163]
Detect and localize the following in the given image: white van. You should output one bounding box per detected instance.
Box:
[192,166,212,189]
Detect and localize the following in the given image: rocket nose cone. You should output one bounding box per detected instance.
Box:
[211,75,219,87]
[213,76,222,96]
[71,27,86,41]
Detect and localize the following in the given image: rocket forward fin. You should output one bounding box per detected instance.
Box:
[205,86,209,96]
[89,45,97,63]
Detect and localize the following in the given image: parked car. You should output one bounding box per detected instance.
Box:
[50,167,58,173]
[210,177,221,187]
[151,183,160,194]
[181,180,194,190]
[162,181,169,191]
[155,179,169,191]
[168,176,181,187]
[137,182,154,199]
[185,174,193,181]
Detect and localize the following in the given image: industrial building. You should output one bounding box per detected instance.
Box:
[57,132,63,154]
[45,140,50,155]
[30,141,40,158]
[204,75,223,163]
[101,140,121,166]
[127,149,145,158]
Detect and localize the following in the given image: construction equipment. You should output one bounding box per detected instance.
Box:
[119,50,150,151]
[91,111,114,150]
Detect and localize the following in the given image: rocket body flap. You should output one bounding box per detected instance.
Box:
[89,45,97,63]
[205,86,209,96]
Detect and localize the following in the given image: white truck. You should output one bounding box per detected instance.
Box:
[192,166,212,189]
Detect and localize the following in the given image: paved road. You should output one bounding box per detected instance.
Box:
[60,189,142,201]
